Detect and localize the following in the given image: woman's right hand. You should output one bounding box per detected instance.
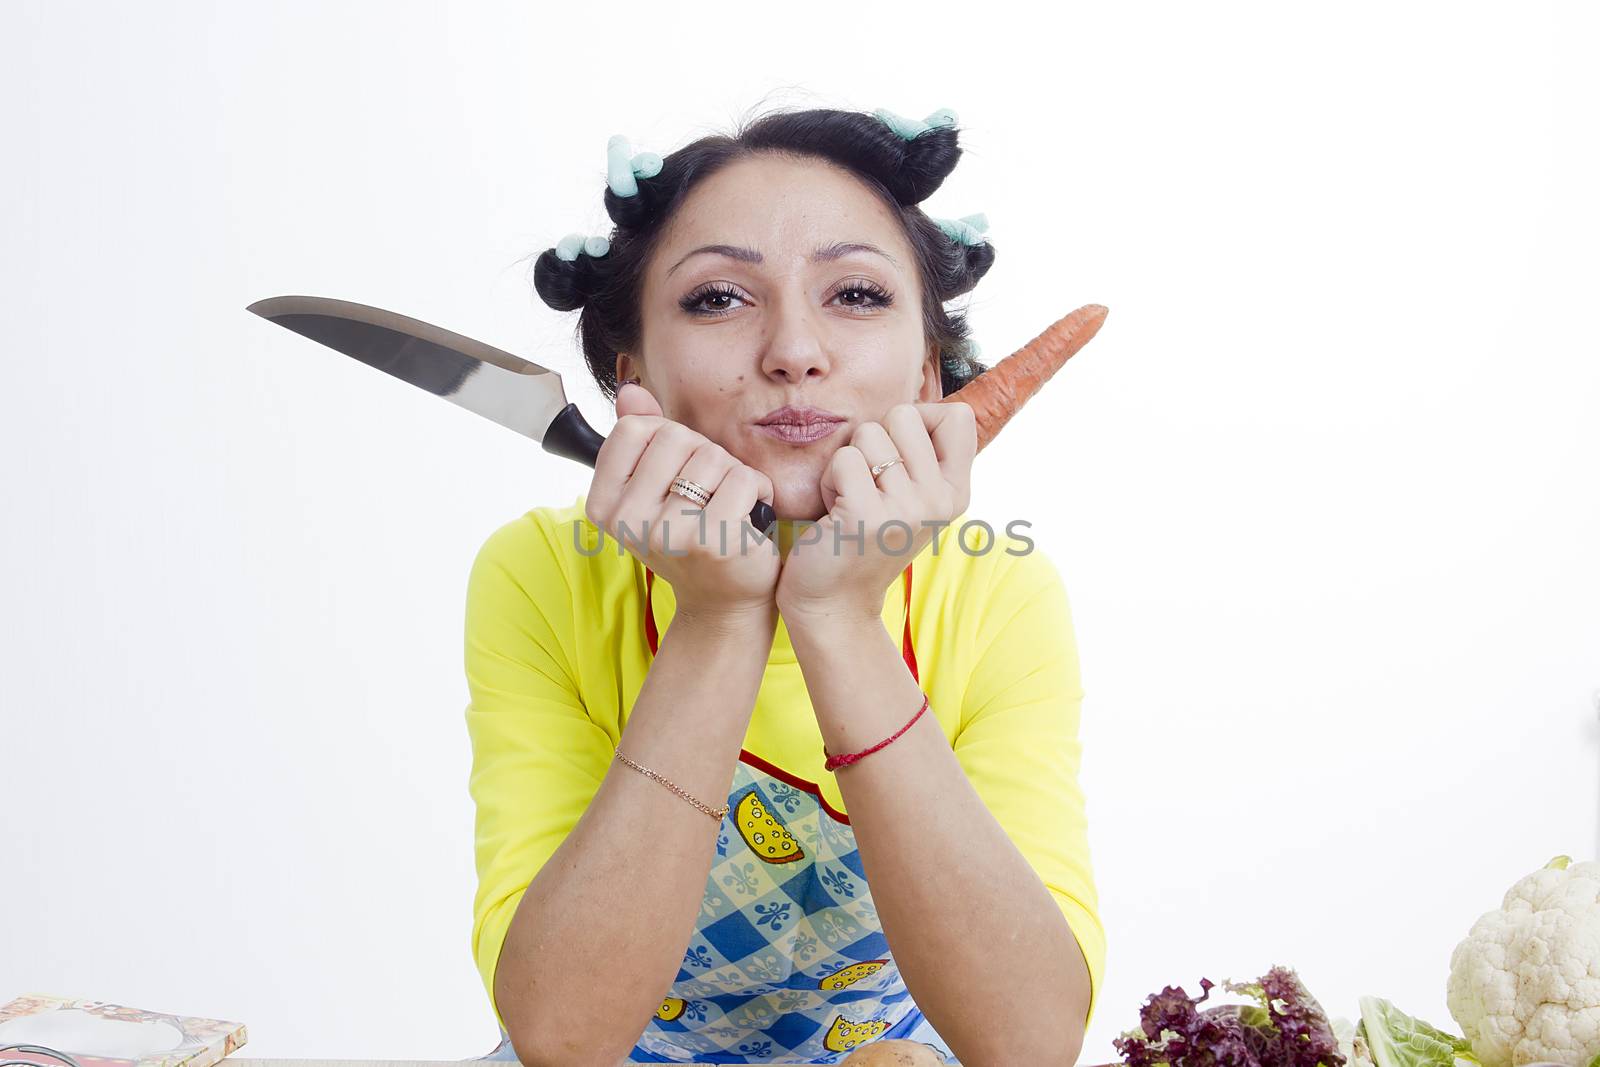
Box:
[584,382,781,624]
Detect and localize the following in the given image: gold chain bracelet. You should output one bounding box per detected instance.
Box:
[613,749,729,822]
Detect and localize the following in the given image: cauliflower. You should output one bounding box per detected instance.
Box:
[1446,855,1600,1067]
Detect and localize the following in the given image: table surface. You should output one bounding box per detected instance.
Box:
[222,1057,957,1066]
[220,1060,818,1066]
[222,1062,771,1067]
[222,1062,678,1067]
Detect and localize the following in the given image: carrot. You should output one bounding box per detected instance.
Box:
[944,303,1108,451]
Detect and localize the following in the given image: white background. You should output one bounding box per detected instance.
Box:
[3,1,1597,1061]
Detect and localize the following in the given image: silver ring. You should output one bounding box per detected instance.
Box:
[670,476,711,507]
[868,456,903,481]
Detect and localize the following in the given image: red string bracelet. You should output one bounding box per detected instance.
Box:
[823,693,930,772]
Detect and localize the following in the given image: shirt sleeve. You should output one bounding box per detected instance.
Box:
[951,542,1107,1029]
[464,512,616,1035]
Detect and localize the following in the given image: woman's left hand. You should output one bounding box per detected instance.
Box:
[776,401,977,623]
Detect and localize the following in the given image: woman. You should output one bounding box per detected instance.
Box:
[466,104,1104,1065]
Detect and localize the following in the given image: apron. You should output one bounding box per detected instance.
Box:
[483,561,957,1065]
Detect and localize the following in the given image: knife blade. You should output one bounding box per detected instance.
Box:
[245,294,776,536]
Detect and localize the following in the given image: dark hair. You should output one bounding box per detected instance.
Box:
[529,105,995,403]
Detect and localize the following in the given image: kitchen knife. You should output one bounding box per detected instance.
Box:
[245,294,777,536]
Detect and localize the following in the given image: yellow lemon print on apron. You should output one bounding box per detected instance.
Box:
[818,959,888,990]
[656,996,686,1022]
[822,1015,890,1053]
[733,790,804,864]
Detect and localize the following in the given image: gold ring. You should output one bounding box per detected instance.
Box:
[670,476,711,506]
[868,456,903,481]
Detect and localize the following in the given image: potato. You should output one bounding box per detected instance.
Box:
[838,1037,952,1065]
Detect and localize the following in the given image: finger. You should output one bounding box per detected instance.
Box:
[614,381,663,418]
[618,421,703,519]
[829,443,880,509]
[850,420,911,493]
[912,401,977,495]
[595,384,667,518]
[882,403,940,487]
[588,414,664,526]
[657,443,737,549]
[702,465,774,546]
[818,448,840,515]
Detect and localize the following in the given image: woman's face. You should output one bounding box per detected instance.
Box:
[620,153,942,522]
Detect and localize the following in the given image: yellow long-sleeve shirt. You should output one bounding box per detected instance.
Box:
[463,495,1106,1039]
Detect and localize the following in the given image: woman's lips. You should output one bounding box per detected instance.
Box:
[754,420,846,444]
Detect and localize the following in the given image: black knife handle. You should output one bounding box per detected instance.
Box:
[543,402,776,536]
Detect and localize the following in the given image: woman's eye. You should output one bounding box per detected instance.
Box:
[679,281,894,319]
[680,285,747,317]
[834,283,894,311]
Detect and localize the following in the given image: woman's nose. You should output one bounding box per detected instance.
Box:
[759,296,832,381]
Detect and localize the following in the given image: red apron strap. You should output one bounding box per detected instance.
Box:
[644,566,660,655]
[643,562,917,682]
[902,561,918,683]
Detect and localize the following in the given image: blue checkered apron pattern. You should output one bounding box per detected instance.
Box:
[479,753,956,1064]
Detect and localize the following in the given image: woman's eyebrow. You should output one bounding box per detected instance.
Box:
[666,241,898,278]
